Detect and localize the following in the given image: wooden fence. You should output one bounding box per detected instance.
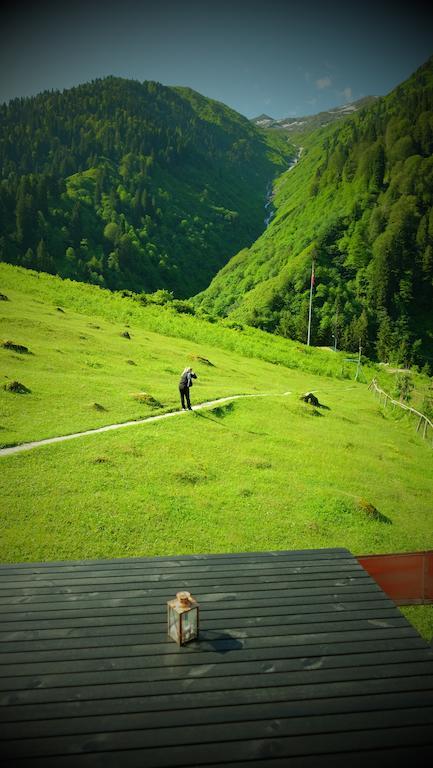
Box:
[369,377,433,447]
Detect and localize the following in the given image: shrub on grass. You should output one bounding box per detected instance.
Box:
[393,373,414,403]
[2,341,30,354]
[189,354,215,366]
[224,321,244,331]
[0,293,9,301]
[4,380,31,394]
[170,300,195,315]
[121,331,131,339]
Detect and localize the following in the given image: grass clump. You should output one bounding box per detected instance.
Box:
[308,495,392,530]
[131,392,163,408]
[356,498,392,525]
[175,471,209,485]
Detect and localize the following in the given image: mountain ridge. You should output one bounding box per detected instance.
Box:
[251,96,379,134]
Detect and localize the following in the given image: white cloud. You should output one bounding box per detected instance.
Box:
[316,76,332,90]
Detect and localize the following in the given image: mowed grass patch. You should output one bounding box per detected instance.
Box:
[1,384,431,563]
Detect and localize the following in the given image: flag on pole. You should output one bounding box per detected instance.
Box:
[310,261,315,288]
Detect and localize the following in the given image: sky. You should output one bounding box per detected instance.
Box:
[1,0,432,119]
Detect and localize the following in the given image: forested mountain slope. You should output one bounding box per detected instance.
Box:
[0,77,293,296]
[196,56,433,369]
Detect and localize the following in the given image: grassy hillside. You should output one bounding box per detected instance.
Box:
[1,262,388,448]
[0,77,293,296]
[196,56,433,369]
[1,264,432,571]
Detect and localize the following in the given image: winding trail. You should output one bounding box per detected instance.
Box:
[0,391,292,457]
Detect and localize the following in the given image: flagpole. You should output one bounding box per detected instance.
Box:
[307,260,314,346]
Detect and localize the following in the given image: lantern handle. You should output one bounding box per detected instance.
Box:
[176,591,192,606]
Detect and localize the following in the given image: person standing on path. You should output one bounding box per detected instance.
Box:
[179,367,197,410]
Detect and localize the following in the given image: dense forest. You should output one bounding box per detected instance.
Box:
[197,56,433,369]
[0,77,293,296]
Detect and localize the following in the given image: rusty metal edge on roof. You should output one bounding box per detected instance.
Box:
[357,551,433,605]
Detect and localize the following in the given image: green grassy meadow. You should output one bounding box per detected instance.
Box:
[2,387,432,562]
[1,264,432,638]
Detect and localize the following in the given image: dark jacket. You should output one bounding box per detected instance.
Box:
[179,371,197,389]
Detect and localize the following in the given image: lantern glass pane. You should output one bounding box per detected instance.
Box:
[181,607,198,643]
[168,604,180,643]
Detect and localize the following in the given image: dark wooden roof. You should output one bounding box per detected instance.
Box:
[1,547,433,766]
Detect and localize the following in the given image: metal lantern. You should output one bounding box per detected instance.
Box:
[167,591,199,645]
